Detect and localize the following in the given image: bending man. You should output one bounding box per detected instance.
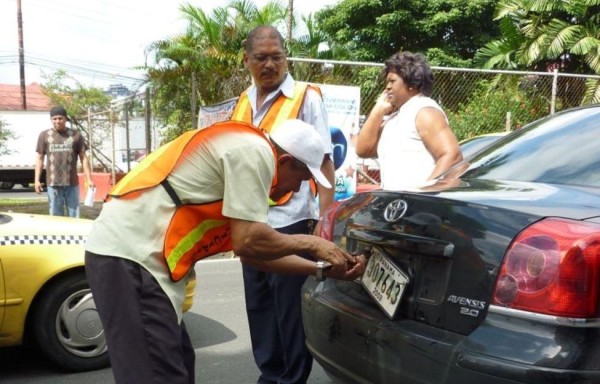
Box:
[84,119,365,384]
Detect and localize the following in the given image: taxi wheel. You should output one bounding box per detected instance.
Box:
[29,271,110,372]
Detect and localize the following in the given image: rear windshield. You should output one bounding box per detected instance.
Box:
[461,107,600,188]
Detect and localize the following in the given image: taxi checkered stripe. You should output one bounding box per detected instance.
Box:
[0,234,86,246]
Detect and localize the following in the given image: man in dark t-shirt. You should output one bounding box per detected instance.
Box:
[34,105,94,217]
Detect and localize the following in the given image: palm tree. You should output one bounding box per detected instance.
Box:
[143,0,290,141]
[144,32,204,137]
[475,0,600,103]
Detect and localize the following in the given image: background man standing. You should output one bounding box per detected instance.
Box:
[34,105,94,217]
[231,25,335,384]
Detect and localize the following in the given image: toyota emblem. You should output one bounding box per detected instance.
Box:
[384,199,408,223]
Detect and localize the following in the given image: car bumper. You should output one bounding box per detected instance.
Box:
[301,278,600,384]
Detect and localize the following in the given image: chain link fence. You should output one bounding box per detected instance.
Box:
[287,58,600,184]
[288,57,600,139]
[76,57,600,185]
[72,90,160,183]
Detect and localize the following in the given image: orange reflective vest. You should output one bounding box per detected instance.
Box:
[231,81,319,205]
[107,121,278,282]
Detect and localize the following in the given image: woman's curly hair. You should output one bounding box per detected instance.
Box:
[383,51,434,96]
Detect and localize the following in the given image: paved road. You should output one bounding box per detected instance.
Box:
[0,259,334,384]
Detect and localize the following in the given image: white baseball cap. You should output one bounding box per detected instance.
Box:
[269,119,332,189]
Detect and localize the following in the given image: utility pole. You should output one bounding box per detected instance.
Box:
[286,0,293,43]
[17,0,27,110]
[191,71,197,128]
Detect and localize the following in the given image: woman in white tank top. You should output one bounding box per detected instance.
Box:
[355,51,462,190]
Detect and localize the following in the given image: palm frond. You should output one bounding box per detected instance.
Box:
[546,21,581,57]
[571,36,600,55]
[582,78,600,103]
[583,46,600,73]
[528,0,566,13]
[252,0,287,26]
[475,40,520,69]
[521,34,545,65]
[496,17,524,46]
[227,0,258,24]
[494,0,529,20]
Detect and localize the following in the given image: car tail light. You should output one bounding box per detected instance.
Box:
[320,201,343,240]
[492,218,600,318]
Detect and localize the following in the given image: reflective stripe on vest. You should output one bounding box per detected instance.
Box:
[108,121,277,281]
[231,82,317,130]
[164,206,230,281]
[231,81,320,205]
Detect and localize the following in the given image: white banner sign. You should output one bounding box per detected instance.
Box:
[319,84,361,201]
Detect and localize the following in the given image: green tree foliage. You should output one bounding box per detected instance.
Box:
[42,70,112,122]
[475,0,600,103]
[41,70,113,167]
[144,0,291,141]
[448,75,550,141]
[288,13,330,58]
[314,0,500,65]
[476,0,600,73]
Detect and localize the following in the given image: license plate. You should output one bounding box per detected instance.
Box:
[360,248,409,319]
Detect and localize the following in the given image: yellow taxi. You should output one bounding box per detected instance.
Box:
[0,211,196,371]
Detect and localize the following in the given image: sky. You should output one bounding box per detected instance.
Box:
[0,0,338,90]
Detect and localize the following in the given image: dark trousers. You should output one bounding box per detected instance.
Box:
[85,251,195,384]
[242,219,316,384]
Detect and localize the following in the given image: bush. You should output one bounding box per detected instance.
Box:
[448,75,550,141]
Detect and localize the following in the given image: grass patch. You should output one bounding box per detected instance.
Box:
[0,198,46,205]
[0,199,102,219]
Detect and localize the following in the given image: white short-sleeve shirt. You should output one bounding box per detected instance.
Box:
[245,73,331,228]
[85,129,275,321]
[377,95,447,190]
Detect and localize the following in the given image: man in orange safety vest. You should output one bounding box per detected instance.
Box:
[233,25,336,384]
[84,119,365,384]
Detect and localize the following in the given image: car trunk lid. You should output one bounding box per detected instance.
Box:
[334,180,600,334]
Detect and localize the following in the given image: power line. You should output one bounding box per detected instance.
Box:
[0,56,147,88]
[2,0,187,91]
[26,0,165,18]
[29,57,145,80]
[22,0,164,28]
[0,53,144,73]
[1,54,146,78]
[3,0,186,55]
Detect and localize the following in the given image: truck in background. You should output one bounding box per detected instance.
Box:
[0,83,156,193]
[0,110,49,189]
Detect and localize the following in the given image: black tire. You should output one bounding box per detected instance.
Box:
[0,181,15,190]
[29,271,110,372]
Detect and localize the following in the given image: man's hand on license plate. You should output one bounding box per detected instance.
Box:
[327,254,367,281]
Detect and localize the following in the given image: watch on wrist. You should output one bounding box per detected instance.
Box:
[316,261,332,282]
[316,261,326,282]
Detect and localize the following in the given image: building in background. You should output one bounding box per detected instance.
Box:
[105,84,132,99]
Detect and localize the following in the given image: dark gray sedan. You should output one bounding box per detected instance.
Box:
[302,105,600,383]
